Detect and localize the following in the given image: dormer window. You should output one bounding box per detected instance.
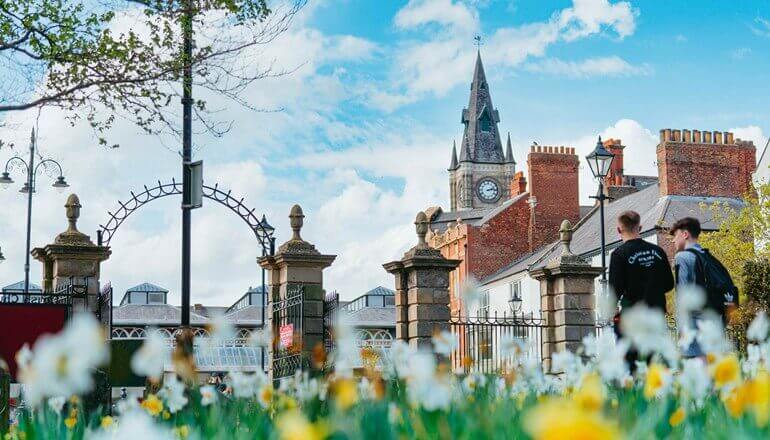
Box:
[479,111,492,133]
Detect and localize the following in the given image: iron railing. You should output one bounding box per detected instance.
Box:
[450,312,545,374]
[272,285,305,379]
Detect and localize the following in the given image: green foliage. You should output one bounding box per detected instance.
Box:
[700,181,770,295]
[743,259,770,308]
[0,0,302,146]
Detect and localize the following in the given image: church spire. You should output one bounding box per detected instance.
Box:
[505,132,515,164]
[449,140,458,170]
[459,51,504,164]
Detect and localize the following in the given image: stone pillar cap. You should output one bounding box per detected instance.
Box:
[54,193,95,246]
[277,204,320,256]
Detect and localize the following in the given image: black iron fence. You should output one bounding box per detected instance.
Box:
[450,312,545,374]
[323,291,339,355]
[272,285,304,379]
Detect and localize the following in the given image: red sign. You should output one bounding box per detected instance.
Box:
[279,324,294,349]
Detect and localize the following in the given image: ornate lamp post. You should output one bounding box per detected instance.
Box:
[585,136,615,287]
[259,214,275,370]
[0,129,69,294]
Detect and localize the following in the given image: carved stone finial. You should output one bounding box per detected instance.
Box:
[289,204,304,241]
[415,211,429,248]
[65,193,82,233]
[559,219,573,255]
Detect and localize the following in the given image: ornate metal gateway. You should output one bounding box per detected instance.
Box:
[272,285,305,379]
[96,178,274,250]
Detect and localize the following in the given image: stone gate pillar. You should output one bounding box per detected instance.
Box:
[530,220,602,373]
[384,212,460,351]
[31,194,111,313]
[258,205,335,380]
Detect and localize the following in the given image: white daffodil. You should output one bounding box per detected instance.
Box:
[696,314,732,355]
[676,286,706,329]
[460,277,482,315]
[499,334,528,358]
[743,343,763,378]
[91,409,173,440]
[15,344,32,371]
[678,358,711,407]
[228,371,260,399]
[583,332,630,383]
[747,312,769,342]
[47,396,66,413]
[410,375,452,411]
[248,327,273,348]
[461,372,487,393]
[19,313,108,407]
[159,375,188,413]
[432,330,458,356]
[385,340,414,379]
[200,385,217,406]
[551,350,586,389]
[620,304,671,357]
[131,329,168,381]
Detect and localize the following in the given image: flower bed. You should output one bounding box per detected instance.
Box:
[3,305,769,439]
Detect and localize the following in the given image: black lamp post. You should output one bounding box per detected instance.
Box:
[258,214,275,370]
[0,129,69,294]
[586,136,615,287]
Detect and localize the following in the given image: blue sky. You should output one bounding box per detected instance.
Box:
[1,0,769,305]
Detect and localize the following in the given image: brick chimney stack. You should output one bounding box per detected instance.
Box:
[510,171,527,196]
[527,145,580,251]
[657,128,756,198]
[603,138,625,187]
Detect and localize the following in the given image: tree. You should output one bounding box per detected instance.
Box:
[699,181,770,295]
[0,0,304,147]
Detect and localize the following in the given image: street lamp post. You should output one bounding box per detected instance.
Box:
[585,136,615,288]
[0,129,69,294]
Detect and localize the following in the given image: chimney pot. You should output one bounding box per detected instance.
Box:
[693,130,701,143]
[672,129,681,141]
[704,131,712,143]
[659,129,665,142]
[664,128,672,141]
[714,131,722,144]
[725,131,733,144]
[683,129,691,142]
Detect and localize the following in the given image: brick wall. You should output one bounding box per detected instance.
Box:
[510,171,527,196]
[527,146,581,251]
[465,195,531,281]
[603,138,625,187]
[657,129,756,198]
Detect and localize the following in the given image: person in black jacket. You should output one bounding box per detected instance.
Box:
[608,210,675,369]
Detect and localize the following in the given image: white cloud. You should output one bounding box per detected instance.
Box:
[751,17,770,38]
[730,125,768,163]
[523,56,651,78]
[395,0,479,34]
[731,47,752,60]
[381,0,642,108]
[675,34,687,43]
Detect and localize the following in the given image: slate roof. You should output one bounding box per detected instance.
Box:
[112,304,263,326]
[429,207,489,233]
[481,183,746,283]
[2,281,42,292]
[126,282,168,293]
[459,52,505,164]
[364,286,395,296]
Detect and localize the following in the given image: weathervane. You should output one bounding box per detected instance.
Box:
[474,34,483,50]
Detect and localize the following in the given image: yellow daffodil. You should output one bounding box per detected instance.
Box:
[141,394,164,417]
[745,370,769,427]
[258,384,274,408]
[644,364,669,400]
[162,410,171,420]
[276,410,327,440]
[524,398,621,440]
[64,417,77,429]
[723,385,747,419]
[174,425,190,439]
[100,416,114,429]
[333,378,358,411]
[712,354,741,389]
[573,373,605,412]
[669,407,686,427]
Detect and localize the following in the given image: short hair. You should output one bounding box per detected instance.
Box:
[617,210,641,232]
[670,217,701,238]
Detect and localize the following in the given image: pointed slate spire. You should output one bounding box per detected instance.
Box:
[505,132,516,164]
[459,51,505,164]
[449,140,459,170]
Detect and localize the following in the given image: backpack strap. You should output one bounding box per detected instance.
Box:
[683,248,706,286]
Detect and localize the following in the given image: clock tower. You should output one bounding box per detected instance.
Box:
[449,51,515,211]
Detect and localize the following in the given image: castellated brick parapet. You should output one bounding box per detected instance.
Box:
[657,128,756,198]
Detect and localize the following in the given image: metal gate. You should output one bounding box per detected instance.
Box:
[449,312,545,374]
[272,285,304,379]
[323,291,339,355]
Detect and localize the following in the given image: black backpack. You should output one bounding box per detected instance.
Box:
[685,248,739,316]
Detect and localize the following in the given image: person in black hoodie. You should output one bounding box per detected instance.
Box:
[608,210,675,369]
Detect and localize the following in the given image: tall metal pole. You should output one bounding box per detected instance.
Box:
[260,247,266,370]
[23,131,36,295]
[180,1,194,327]
[598,180,607,282]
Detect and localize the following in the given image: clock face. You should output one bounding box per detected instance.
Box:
[477,178,500,202]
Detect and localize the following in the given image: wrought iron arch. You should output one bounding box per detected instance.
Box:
[97,179,274,250]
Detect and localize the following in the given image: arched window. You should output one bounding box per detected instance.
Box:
[479,110,492,132]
